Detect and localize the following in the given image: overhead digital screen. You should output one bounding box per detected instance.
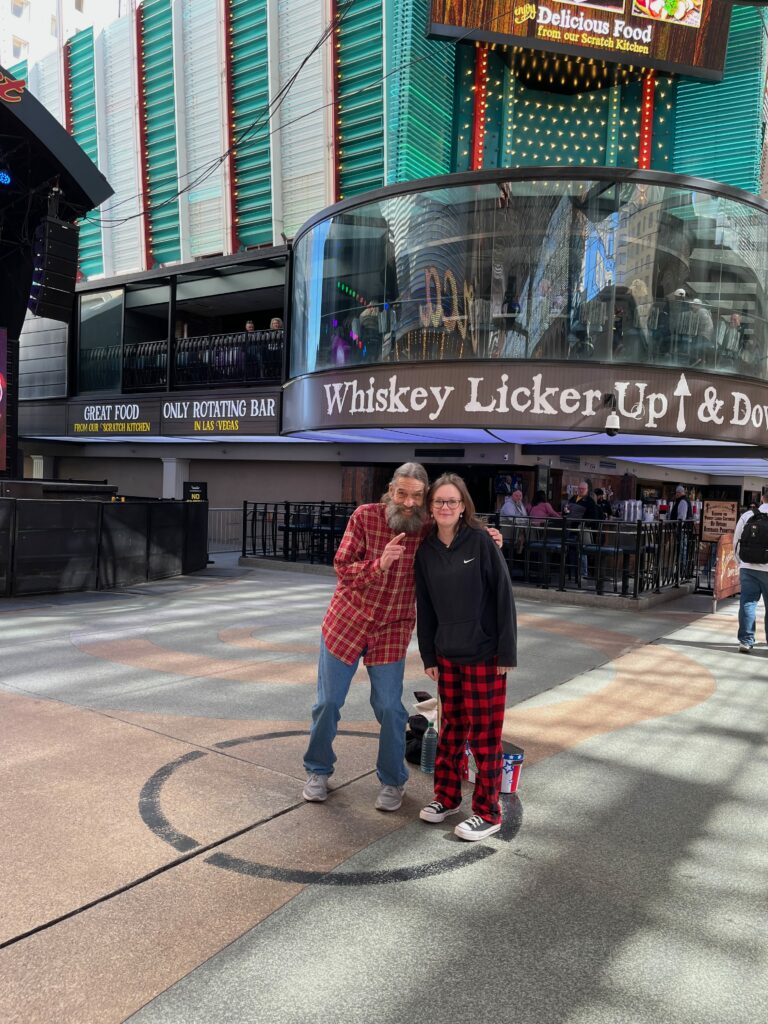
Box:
[428,1,733,81]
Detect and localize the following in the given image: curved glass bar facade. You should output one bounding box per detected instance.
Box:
[291,172,768,382]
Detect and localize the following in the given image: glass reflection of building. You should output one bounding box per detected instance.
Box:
[291,172,768,383]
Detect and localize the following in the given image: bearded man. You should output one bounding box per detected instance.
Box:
[303,463,502,812]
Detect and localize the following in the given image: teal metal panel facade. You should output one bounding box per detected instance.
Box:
[8,59,27,81]
[674,6,767,194]
[385,0,454,184]
[335,0,384,199]
[141,0,181,265]
[229,0,272,247]
[67,29,103,277]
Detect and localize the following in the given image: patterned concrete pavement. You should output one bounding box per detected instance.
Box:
[1,557,767,1024]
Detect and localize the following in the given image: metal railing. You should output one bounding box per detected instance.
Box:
[242,501,357,564]
[80,330,285,394]
[499,517,698,596]
[208,507,243,552]
[173,329,283,389]
[240,503,698,596]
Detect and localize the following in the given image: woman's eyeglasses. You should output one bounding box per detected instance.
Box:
[432,498,462,509]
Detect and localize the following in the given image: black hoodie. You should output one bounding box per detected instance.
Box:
[415,524,517,668]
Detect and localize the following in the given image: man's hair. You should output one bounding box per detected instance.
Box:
[675,485,686,494]
[390,462,429,489]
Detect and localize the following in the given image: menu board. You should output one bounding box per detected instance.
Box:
[429,1,733,81]
[714,534,740,602]
[701,501,739,542]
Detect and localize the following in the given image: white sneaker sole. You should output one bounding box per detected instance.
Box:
[454,822,501,841]
[375,798,403,812]
[419,806,461,823]
[302,783,328,802]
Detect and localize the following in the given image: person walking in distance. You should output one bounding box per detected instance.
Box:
[733,485,768,654]
[302,463,503,811]
[415,474,517,841]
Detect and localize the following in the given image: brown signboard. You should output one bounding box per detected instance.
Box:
[701,501,739,543]
[429,0,732,81]
[282,361,768,444]
[713,534,740,602]
[66,392,279,438]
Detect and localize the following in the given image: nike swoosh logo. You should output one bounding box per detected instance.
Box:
[463,558,475,564]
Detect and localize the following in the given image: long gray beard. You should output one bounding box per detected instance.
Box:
[384,499,428,535]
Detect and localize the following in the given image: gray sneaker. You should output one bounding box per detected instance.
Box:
[303,773,329,802]
[375,784,405,812]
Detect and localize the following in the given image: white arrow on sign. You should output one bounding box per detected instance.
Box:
[673,373,691,433]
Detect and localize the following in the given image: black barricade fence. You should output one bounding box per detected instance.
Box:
[499,516,698,597]
[148,502,186,579]
[0,499,15,598]
[99,502,151,589]
[13,499,101,596]
[1,498,209,597]
[242,501,357,564]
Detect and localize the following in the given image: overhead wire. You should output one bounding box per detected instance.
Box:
[86,0,357,226]
[83,0,520,230]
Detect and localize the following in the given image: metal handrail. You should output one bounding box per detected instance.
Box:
[242,501,358,564]
[115,329,285,392]
[499,516,697,597]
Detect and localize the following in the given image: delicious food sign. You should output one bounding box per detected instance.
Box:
[429,1,732,81]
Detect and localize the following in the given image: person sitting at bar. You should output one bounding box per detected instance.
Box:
[500,488,530,558]
[500,489,529,518]
[529,490,561,519]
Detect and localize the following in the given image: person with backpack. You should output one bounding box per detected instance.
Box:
[733,485,768,653]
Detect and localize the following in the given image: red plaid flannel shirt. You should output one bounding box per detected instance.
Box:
[322,503,428,666]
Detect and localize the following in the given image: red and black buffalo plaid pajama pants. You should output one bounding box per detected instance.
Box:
[435,655,507,824]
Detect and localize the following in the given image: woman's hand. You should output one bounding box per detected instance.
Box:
[497,666,512,675]
[425,666,439,682]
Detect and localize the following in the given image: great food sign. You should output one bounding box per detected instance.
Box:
[282,362,768,445]
[67,393,278,437]
[429,1,732,81]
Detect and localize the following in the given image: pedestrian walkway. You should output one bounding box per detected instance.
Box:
[1,558,766,1024]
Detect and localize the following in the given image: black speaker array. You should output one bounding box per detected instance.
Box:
[27,218,80,322]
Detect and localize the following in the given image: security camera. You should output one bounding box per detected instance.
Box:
[605,410,621,437]
[503,453,509,462]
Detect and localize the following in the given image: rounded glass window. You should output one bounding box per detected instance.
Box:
[291,174,768,382]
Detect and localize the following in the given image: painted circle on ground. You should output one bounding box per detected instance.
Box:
[138,729,523,886]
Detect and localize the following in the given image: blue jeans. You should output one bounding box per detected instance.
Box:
[738,568,768,646]
[303,638,409,787]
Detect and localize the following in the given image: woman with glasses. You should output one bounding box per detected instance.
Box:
[414,473,517,841]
